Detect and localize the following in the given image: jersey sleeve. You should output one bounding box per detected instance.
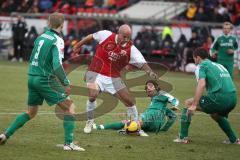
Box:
[129,45,147,68]
[52,45,70,86]
[233,36,238,50]
[159,91,179,107]
[93,30,112,44]
[197,64,207,80]
[210,37,219,56]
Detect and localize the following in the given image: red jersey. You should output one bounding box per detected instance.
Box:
[89,33,132,77]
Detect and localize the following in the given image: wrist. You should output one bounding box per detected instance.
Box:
[63,79,70,86]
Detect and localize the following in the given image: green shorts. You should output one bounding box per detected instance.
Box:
[199,92,237,117]
[27,75,67,106]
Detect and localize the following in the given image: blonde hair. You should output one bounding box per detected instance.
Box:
[223,22,233,30]
[48,12,64,29]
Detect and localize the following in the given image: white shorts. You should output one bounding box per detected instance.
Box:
[85,71,126,94]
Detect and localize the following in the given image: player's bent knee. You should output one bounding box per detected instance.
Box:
[89,97,96,102]
[210,113,221,121]
[27,106,38,119]
[124,101,135,107]
[57,99,73,112]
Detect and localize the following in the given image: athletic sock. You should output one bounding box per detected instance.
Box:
[127,105,138,121]
[5,112,30,138]
[100,122,125,130]
[86,100,96,120]
[179,108,191,139]
[63,115,75,144]
[217,117,237,143]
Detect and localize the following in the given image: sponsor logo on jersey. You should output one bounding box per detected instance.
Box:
[220,43,233,47]
[107,50,128,62]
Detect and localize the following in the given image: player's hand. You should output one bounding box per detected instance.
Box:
[72,43,81,54]
[65,85,71,96]
[187,105,196,116]
[227,49,234,54]
[148,71,159,80]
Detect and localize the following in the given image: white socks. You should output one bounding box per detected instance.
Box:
[86,100,96,120]
[127,105,139,121]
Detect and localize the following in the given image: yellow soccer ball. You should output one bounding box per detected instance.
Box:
[124,121,140,135]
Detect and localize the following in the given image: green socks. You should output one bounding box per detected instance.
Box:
[179,108,191,139]
[217,117,237,143]
[5,112,30,138]
[97,122,125,130]
[63,115,75,144]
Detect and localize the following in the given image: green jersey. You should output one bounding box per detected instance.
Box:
[141,91,178,132]
[195,59,236,95]
[210,34,238,62]
[147,91,179,111]
[28,29,69,86]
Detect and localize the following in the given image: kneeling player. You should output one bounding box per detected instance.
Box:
[93,80,179,136]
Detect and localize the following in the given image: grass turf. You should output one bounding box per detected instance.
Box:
[0,60,239,160]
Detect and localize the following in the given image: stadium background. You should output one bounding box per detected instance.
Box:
[0,0,240,160]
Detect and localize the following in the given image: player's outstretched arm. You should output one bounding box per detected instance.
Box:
[141,63,159,80]
[73,34,94,54]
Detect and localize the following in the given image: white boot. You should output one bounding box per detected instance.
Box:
[63,143,85,151]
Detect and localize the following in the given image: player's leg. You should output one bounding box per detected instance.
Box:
[0,106,38,145]
[115,87,138,121]
[94,121,125,130]
[84,82,100,133]
[199,94,239,144]
[0,77,42,145]
[160,108,177,131]
[206,93,239,144]
[174,98,202,143]
[40,77,85,151]
[210,113,239,144]
[57,100,85,151]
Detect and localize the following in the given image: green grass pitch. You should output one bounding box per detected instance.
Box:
[0,60,239,160]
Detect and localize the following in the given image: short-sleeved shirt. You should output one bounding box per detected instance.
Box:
[90,30,146,77]
[210,34,238,62]
[195,59,236,95]
[28,29,69,86]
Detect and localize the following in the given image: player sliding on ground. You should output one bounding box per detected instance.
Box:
[0,12,85,151]
[174,47,240,144]
[93,80,179,136]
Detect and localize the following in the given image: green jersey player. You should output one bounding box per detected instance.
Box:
[0,13,85,151]
[93,80,179,136]
[174,47,239,144]
[210,22,238,78]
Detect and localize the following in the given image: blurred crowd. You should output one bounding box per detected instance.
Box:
[0,0,239,73]
[0,0,140,15]
[179,0,240,25]
[7,15,216,72]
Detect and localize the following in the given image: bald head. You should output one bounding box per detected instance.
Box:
[117,24,132,46]
[118,24,132,35]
